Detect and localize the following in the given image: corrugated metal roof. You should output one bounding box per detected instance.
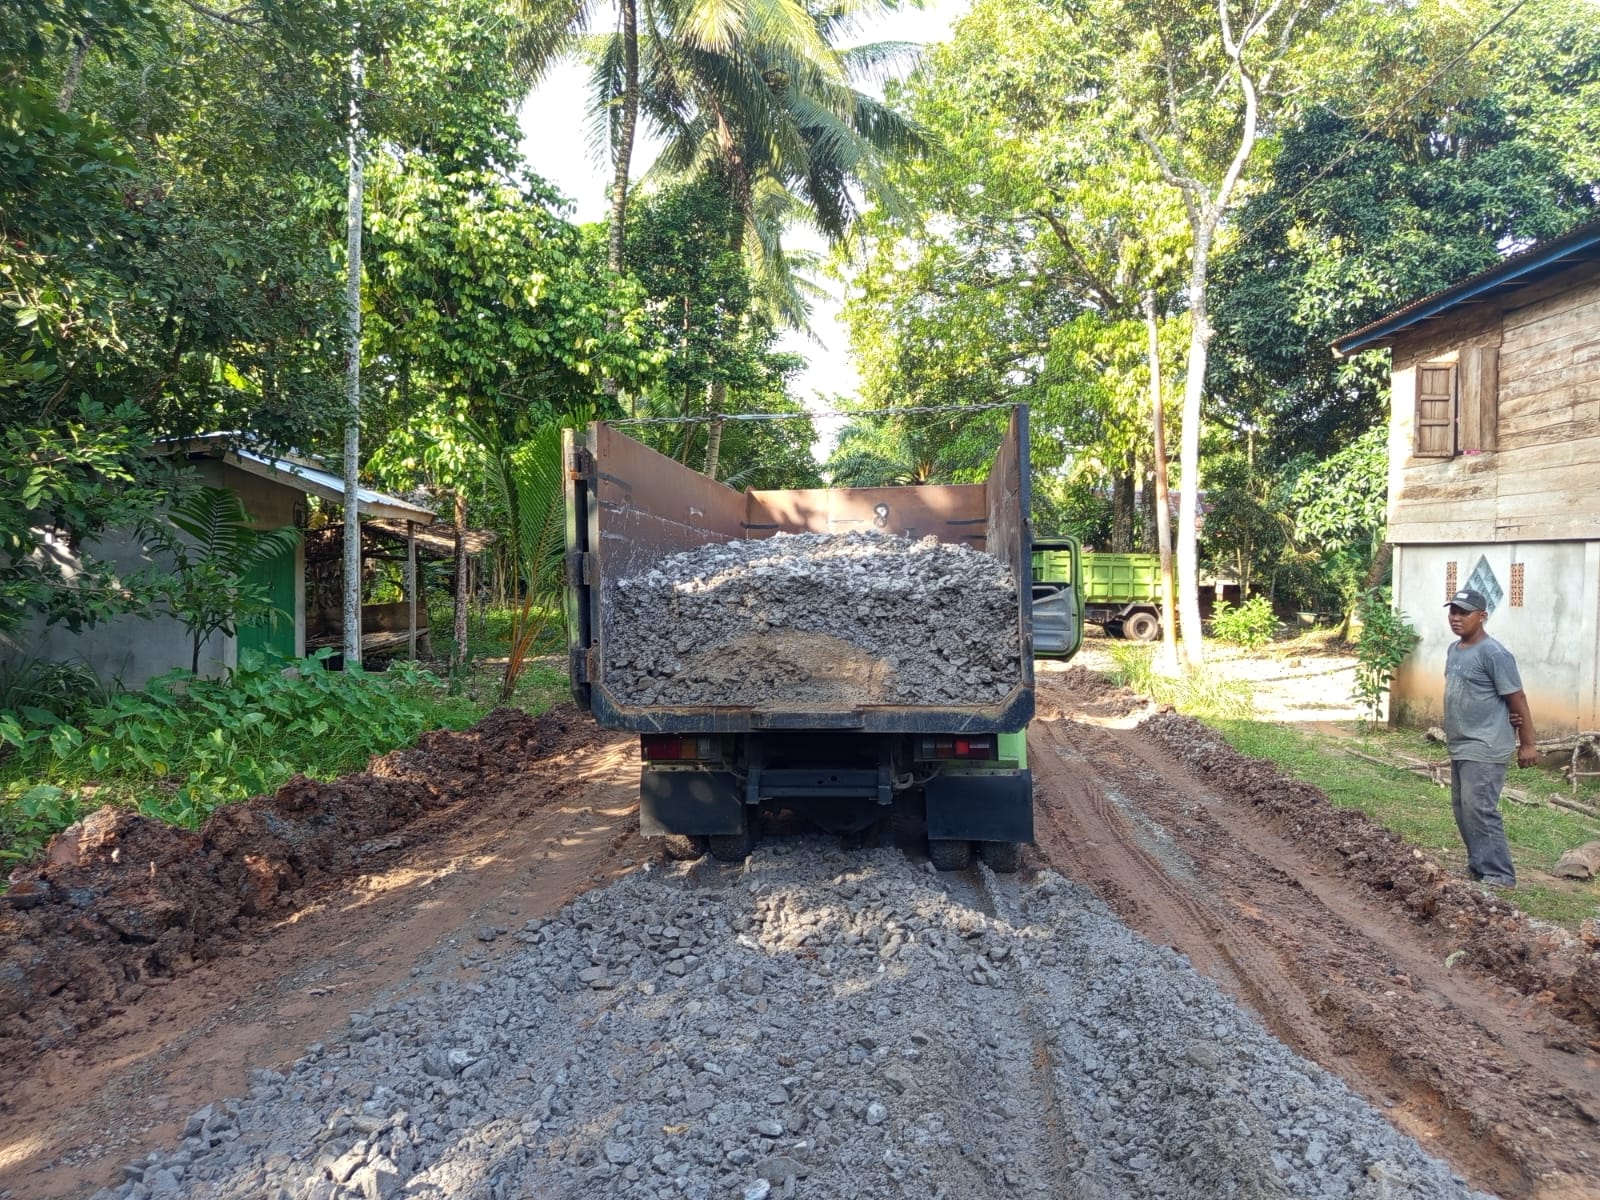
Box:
[1332,215,1600,356]
[225,449,435,522]
[158,434,436,522]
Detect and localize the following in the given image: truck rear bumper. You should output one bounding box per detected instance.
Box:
[924,769,1034,843]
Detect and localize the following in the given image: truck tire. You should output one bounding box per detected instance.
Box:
[660,834,707,861]
[1123,611,1160,642]
[928,838,973,871]
[979,840,1021,873]
[708,828,753,863]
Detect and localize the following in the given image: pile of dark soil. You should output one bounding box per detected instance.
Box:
[1141,710,1600,1041]
[1046,665,1150,718]
[0,707,582,1056]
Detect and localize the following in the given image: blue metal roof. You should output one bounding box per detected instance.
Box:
[1332,215,1600,356]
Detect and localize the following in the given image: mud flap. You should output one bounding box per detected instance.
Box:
[924,769,1034,843]
[639,768,745,837]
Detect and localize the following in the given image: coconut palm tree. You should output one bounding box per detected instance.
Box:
[638,0,927,476]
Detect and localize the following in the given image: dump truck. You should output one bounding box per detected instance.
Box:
[563,406,1081,871]
[1034,546,1163,641]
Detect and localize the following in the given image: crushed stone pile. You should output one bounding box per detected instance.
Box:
[603,532,1021,708]
[99,844,1492,1200]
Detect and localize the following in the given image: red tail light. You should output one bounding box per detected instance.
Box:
[641,736,720,762]
[915,735,997,761]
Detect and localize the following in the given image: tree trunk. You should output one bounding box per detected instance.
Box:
[601,0,639,411]
[1175,227,1211,671]
[452,491,469,671]
[703,405,725,481]
[341,41,365,671]
[1146,290,1179,670]
[1110,466,1135,552]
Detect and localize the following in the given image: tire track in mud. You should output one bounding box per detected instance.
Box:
[1028,676,1600,1199]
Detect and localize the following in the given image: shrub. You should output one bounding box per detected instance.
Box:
[0,650,477,863]
[1352,587,1419,724]
[1209,595,1277,650]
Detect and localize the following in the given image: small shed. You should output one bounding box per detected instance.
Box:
[1333,216,1600,733]
[8,439,434,687]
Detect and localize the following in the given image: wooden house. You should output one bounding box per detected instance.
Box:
[1333,217,1600,733]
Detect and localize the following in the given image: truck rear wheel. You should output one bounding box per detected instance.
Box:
[979,840,1021,873]
[1123,611,1160,642]
[708,824,753,862]
[660,834,708,861]
[928,838,973,871]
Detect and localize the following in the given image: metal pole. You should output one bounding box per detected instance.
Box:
[341,36,364,670]
[407,520,418,659]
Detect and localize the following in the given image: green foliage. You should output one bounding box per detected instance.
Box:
[1209,595,1277,650]
[1211,0,1600,457]
[0,657,109,726]
[1352,588,1420,724]
[0,401,172,632]
[1199,446,1290,599]
[144,486,302,674]
[488,423,569,701]
[1106,643,1255,720]
[0,650,476,862]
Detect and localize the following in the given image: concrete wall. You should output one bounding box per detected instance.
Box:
[2,463,306,689]
[1390,540,1600,735]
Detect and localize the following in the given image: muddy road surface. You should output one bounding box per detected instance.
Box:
[0,668,1597,1199]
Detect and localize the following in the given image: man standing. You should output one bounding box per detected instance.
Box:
[1442,587,1537,889]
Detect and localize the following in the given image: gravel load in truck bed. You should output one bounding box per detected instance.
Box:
[98,844,1491,1200]
[603,532,1021,708]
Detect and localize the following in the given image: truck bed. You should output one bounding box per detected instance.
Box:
[564,409,1037,735]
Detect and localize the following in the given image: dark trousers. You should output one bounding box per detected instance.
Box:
[1449,760,1516,887]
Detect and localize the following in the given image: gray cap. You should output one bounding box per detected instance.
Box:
[1445,587,1488,613]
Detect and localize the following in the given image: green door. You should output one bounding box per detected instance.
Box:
[237,538,298,662]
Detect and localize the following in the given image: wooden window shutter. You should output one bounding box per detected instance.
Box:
[1458,346,1498,453]
[1415,361,1456,458]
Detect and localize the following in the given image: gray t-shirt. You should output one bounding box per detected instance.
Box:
[1443,634,1522,763]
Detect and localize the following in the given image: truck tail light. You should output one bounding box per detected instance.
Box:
[641,735,720,762]
[914,735,997,761]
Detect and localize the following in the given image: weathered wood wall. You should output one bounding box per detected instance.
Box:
[1388,262,1600,544]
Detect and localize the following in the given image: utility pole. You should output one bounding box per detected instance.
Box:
[342,33,365,669]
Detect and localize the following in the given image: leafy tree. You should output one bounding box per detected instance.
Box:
[1210,0,1600,459]
[0,403,171,633]
[838,0,1191,551]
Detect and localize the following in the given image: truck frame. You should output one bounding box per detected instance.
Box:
[563,407,1081,870]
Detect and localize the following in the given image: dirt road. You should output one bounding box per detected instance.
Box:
[1,665,1598,1199]
[1030,665,1600,1199]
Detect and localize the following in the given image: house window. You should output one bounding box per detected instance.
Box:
[1416,362,1456,457]
[1445,561,1458,599]
[1510,563,1525,607]
[1415,349,1498,459]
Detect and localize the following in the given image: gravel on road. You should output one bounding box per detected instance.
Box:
[98,843,1492,1200]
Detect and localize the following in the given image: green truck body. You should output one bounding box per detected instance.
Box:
[1033,547,1163,641]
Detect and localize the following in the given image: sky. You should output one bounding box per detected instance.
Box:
[516,0,967,440]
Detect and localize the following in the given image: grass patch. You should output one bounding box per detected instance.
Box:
[1105,642,1256,720]
[1211,719,1600,927]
